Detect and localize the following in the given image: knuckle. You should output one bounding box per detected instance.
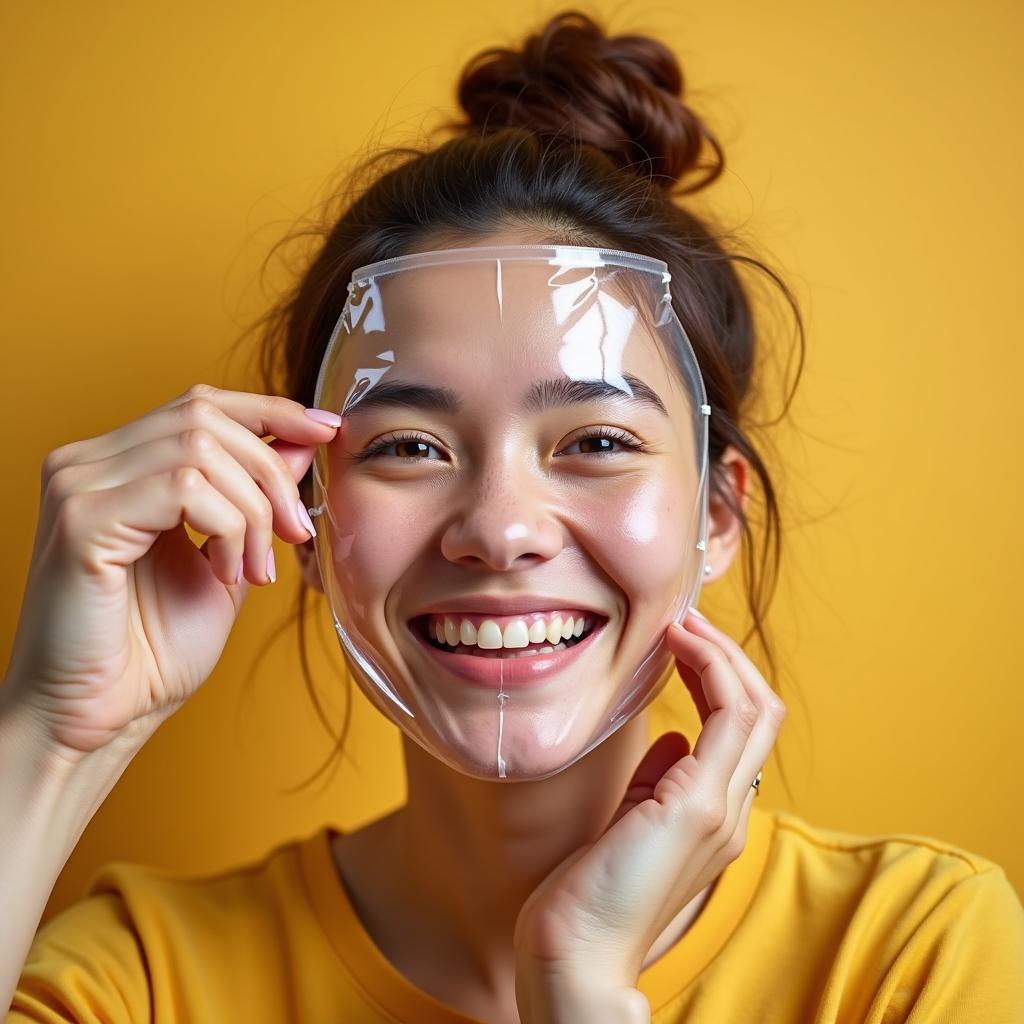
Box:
[262,446,296,494]
[690,792,727,836]
[170,465,205,492]
[704,648,733,678]
[704,645,728,666]
[734,700,759,730]
[183,383,218,402]
[180,428,217,461]
[180,397,217,427]
[249,492,274,530]
[767,696,788,726]
[268,391,307,419]
[712,628,741,657]
[721,827,748,862]
[41,446,72,481]
[45,465,79,503]
[263,392,296,416]
[52,491,90,541]
[227,505,247,535]
[696,647,725,678]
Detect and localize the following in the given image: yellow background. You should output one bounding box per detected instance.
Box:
[1,0,1021,923]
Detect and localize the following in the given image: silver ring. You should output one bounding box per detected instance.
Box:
[751,770,762,795]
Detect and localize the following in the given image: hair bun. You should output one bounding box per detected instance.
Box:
[450,10,724,194]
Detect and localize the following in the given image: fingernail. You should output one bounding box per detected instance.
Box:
[687,606,709,621]
[266,547,277,584]
[304,407,342,428]
[235,558,244,585]
[296,499,317,539]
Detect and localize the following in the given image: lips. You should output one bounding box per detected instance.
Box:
[406,615,608,689]
[401,593,611,688]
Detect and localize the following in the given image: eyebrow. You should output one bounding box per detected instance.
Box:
[527,377,669,417]
[342,372,668,418]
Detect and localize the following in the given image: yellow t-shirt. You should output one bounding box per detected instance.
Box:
[9,804,1024,1023]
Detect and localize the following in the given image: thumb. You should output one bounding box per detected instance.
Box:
[609,731,691,828]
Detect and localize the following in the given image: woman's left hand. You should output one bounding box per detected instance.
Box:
[513,607,787,1024]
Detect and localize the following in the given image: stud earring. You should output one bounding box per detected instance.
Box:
[704,564,713,575]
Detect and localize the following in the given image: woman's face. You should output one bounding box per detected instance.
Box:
[315,253,704,779]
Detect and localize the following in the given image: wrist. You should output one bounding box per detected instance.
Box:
[571,985,649,1024]
[0,683,143,838]
[515,960,650,1024]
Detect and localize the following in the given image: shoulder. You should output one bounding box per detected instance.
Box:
[11,828,332,1023]
[82,827,316,924]
[759,805,1019,921]
[751,808,1024,1020]
[67,826,335,967]
[766,805,1004,879]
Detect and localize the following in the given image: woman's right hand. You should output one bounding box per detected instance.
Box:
[1,384,341,764]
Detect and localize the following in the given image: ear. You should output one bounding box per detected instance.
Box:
[703,445,752,585]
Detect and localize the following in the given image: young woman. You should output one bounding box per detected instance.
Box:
[3,11,1022,1023]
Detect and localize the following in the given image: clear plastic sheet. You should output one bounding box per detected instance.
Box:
[308,245,710,781]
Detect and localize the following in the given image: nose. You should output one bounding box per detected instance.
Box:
[439,455,564,571]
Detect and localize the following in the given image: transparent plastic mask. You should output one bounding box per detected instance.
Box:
[309,244,710,781]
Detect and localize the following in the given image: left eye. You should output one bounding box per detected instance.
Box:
[560,429,642,455]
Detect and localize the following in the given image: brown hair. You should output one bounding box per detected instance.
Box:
[244,10,805,796]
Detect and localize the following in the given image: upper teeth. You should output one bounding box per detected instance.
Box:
[427,613,592,650]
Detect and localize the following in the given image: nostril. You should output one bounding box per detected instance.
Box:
[439,520,564,568]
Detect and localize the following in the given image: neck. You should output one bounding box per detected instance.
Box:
[407,713,648,923]
[382,713,650,994]
[331,705,717,1014]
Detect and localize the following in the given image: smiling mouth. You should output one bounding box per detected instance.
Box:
[409,613,606,659]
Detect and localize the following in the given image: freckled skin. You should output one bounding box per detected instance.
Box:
[314,256,705,779]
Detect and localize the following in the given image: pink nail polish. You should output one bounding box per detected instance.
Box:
[296,499,317,539]
[235,559,244,584]
[687,606,709,621]
[304,408,342,428]
[266,547,277,584]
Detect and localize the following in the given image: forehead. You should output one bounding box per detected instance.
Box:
[336,258,684,404]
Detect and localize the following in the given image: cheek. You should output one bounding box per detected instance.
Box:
[324,476,431,611]
[576,475,690,608]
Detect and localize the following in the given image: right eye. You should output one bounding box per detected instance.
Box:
[355,432,447,461]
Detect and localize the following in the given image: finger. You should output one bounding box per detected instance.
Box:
[61,467,248,588]
[720,770,759,871]
[670,646,712,723]
[678,612,786,812]
[665,617,761,738]
[727,713,778,821]
[197,536,248,596]
[44,385,340,476]
[57,431,298,584]
[681,610,784,719]
[647,776,761,946]
[50,405,325,550]
[700,765,764,885]
[610,731,691,827]
[267,437,321,487]
[661,621,759,800]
